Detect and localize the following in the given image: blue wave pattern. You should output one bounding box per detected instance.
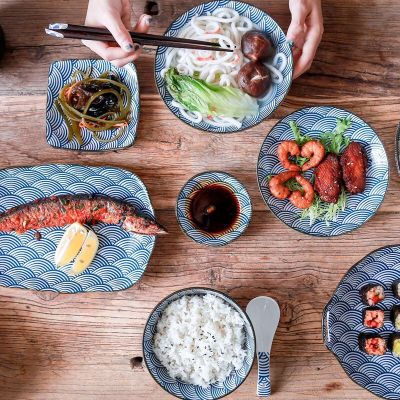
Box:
[143,288,255,400]
[176,172,252,246]
[46,60,139,151]
[322,246,400,399]
[0,164,155,293]
[257,352,271,396]
[154,0,293,133]
[257,106,389,237]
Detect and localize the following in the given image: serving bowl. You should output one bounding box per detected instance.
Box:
[323,245,400,400]
[176,171,252,246]
[143,287,256,400]
[154,0,293,134]
[46,59,140,151]
[257,106,389,237]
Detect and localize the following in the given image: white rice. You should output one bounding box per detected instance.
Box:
[153,293,247,388]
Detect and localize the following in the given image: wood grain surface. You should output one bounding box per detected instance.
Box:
[0,0,400,399]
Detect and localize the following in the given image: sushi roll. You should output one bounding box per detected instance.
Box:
[392,305,400,330]
[363,307,384,328]
[392,334,400,357]
[360,284,385,306]
[392,279,400,299]
[359,333,387,355]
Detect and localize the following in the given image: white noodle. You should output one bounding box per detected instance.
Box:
[164,7,288,129]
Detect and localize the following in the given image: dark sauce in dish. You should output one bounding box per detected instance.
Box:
[189,184,239,234]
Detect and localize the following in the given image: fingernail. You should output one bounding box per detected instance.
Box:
[134,44,141,52]
[124,43,134,51]
[142,14,152,25]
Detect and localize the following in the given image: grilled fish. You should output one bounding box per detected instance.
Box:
[340,142,367,194]
[314,154,342,203]
[0,194,167,235]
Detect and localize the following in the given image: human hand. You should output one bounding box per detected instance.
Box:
[83,0,151,67]
[286,0,324,79]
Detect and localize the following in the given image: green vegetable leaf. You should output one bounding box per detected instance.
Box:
[289,121,312,146]
[285,178,303,193]
[294,155,309,167]
[164,68,258,119]
[320,117,352,155]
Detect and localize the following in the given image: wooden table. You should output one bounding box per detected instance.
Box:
[0,0,399,399]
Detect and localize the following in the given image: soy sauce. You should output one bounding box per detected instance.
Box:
[189,184,239,234]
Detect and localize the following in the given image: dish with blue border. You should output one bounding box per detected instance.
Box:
[257,106,389,237]
[0,164,156,293]
[322,245,400,400]
[46,59,140,151]
[154,0,293,134]
[143,287,256,400]
[176,171,252,246]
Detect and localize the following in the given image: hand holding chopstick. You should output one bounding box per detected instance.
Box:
[46,0,233,68]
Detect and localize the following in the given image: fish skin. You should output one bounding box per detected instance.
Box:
[0,194,167,235]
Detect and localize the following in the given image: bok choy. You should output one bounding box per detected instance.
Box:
[165,68,258,119]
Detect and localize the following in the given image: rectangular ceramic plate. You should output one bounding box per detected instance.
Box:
[0,164,155,293]
[46,59,140,151]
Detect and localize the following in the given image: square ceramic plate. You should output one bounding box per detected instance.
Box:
[46,59,140,151]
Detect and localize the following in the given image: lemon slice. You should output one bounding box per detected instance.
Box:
[55,222,88,267]
[70,229,99,275]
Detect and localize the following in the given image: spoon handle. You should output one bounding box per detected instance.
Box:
[257,351,271,397]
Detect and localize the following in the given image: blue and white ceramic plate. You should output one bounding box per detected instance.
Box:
[257,106,389,237]
[0,164,156,293]
[143,287,256,400]
[154,0,293,134]
[323,245,400,400]
[176,171,252,246]
[46,59,140,151]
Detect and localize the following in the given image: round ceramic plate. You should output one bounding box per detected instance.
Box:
[176,171,252,246]
[323,245,400,400]
[46,59,139,151]
[154,0,293,133]
[0,164,156,293]
[257,106,389,237]
[143,287,255,400]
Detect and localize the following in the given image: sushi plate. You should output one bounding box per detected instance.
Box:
[322,245,400,400]
[46,59,140,151]
[257,106,389,237]
[0,164,156,293]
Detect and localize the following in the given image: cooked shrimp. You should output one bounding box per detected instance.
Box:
[269,171,299,199]
[277,140,301,171]
[289,175,314,209]
[300,140,325,171]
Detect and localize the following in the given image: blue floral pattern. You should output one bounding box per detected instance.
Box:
[0,164,156,293]
[257,106,389,237]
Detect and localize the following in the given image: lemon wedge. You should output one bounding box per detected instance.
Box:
[55,222,88,267]
[70,229,99,275]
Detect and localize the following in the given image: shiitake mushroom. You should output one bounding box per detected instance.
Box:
[241,30,274,62]
[237,61,271,98]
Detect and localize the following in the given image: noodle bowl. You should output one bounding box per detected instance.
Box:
[161,7,288,129]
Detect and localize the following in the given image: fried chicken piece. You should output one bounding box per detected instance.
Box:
[314,154,342,203]
[340,142,367,194]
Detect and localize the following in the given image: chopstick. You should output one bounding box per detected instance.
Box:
[46,23,234,52]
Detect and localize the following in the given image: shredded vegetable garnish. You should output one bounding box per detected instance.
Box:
[55,69,131,144]
[301,189,347,226]
[289,121,312,146]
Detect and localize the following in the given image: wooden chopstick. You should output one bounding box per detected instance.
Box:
[46,23,234,52]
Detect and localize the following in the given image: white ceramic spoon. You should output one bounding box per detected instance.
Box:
[246,296,280,397]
